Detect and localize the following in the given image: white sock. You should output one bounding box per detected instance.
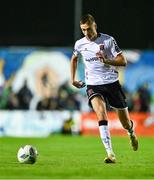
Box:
[98,121,114,156]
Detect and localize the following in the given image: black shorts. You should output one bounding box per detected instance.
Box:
[86,80,127,109]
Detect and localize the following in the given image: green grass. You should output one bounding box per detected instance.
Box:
[0,135,154,179]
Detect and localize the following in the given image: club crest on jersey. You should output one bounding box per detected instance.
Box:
[99,44,104,50]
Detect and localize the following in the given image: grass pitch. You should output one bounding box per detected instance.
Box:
[0,135,154,179]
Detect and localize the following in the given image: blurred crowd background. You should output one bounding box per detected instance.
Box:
[0,77,152,113]
[0,48,153,113]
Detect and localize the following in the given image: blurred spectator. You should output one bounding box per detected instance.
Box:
[61,116,74,135]
[36,97,59,110]
[58,81,81,111]
[16,79,33,109]
[137,83,151,112]
[0,76,14,109]
[0,59,5,96]
[7,91,19,110]
[0,82,12,109]
[36,97,51,110]
[49,97,59,110]
[64,94,80,111]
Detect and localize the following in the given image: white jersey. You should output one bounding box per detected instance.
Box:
[73,33,122,85]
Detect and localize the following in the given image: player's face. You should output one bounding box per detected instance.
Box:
[80,22,97,41]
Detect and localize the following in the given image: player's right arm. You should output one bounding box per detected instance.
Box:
[70,54,85,88]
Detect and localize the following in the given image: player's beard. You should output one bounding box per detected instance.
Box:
[86,33,97,41]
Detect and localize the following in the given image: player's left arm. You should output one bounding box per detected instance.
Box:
[103,53,127,66]
[97,36,127,66]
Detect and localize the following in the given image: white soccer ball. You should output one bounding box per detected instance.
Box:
[17,145,38,164]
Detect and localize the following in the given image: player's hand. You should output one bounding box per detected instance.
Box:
[72,80,86,88]
[96,51,105,63]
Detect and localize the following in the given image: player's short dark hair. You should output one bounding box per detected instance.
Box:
[80,14,95,25]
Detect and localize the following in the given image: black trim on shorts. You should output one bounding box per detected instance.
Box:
[86,80,127,109]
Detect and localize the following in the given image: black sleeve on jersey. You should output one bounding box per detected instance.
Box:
[111,37,121,53]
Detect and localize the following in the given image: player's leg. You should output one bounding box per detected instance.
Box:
[105,81,138,151]
[116,108,138,151]
[91,96,116,163]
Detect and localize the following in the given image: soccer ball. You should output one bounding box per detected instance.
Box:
[17,145,38,164]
